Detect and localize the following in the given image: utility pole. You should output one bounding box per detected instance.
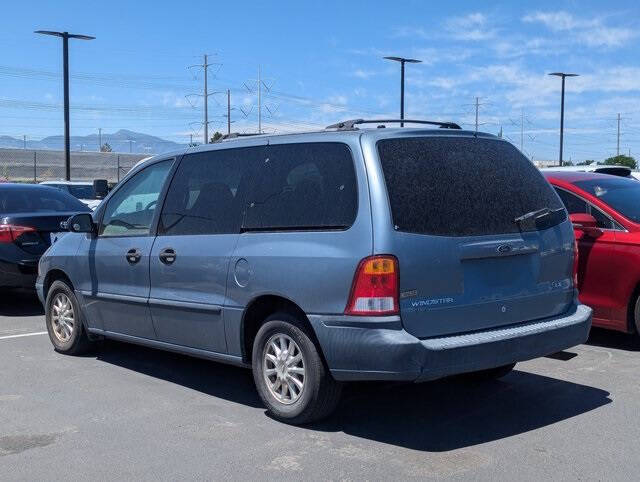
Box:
[203,54,209,144]
[258,65,262,133]
[617,113,621,156]
[227,89,231,135]
[98,127,102,151]
[190,134,193,146]
[521,109,524,152]
[383,56,422,127]
[549,72,579,166]
[475,97,480,132]
[35,30,95,180]
[23,135,26,150]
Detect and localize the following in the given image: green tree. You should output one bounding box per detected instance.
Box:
[576,160,595,166]
[100,142,112,153]
[211,131,223,142]
[604,154,636,169]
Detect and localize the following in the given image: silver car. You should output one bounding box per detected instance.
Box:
[36,119,592,423]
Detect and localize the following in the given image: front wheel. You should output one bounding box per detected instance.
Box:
[45,280,92,355]
[252,313,342,424]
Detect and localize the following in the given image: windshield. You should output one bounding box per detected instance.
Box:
[67,185,97,199]
[574,177,640,223]
[0,187,90,214]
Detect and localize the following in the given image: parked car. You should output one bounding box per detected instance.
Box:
[541,164,632,178]
[40,180,108,210]
[0,183,91,290]
[545,170,640,335]
[36,120,592,423]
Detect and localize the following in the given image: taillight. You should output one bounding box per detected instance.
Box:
[572,241,579,288]
[0,224,36,243]
[345,255,399,316]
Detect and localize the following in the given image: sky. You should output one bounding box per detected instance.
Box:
[1,0,639,161]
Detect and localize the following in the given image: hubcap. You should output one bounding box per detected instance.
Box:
[263,333,306,405]
[51,293,74,343]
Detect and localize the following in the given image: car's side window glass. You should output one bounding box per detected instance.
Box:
[100,160,172,237]
[243,142,357,230]
[159,148,256,236]
[555,188,588,214]
[589,205,615,230]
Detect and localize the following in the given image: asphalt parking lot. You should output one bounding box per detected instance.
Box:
[1,290,639,481]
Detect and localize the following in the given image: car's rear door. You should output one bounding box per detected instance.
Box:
[148,146,262,353]
[375,135,575,339]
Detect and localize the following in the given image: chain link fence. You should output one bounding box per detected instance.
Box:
[0,148,149,184]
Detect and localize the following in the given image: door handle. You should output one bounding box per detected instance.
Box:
[159,248,176,265]
[126,248,141,264]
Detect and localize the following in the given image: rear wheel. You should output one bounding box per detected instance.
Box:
[252,313,342,424]
[463,363,516,381]
[45,280,92,355]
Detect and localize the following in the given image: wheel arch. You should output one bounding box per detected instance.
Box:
[240,294,321,365]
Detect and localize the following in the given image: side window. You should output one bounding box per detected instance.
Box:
[100,160,172,237]
[244,142,357,230]
[589,205,615,230]
[159,148,256,235]
[555,188,587,214]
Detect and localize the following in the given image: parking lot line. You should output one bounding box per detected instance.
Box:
[0,331,47,340]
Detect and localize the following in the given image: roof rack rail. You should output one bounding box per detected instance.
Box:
[217,132,263,141]
[326,119,461,130]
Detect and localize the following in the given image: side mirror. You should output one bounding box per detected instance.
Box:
[93,179,109,200]
[569,213,602,237]
[64,213,95,234]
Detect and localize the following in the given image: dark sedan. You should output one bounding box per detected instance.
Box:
[0,183,90,290]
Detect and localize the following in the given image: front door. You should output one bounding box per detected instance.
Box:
[83,160,174,339]
[148,146,261,353]
[555,187,616,323]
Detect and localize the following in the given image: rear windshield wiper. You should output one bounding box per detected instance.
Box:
[514,207,565,229]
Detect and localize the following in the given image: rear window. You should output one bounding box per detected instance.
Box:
[377,137,564,236]
[0,187,89,214]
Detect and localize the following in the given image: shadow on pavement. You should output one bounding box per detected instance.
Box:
[95,340,611,452]
[0,289,44,317]
[586,327,640,352]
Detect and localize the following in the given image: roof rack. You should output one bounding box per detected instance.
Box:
[217,132,263,141]
[326,119,462,130]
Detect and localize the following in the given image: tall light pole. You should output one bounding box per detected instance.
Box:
[549,72,579,166]
[384,56,422,126]
[35,30,95,180]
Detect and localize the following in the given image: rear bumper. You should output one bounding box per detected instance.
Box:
[308,303,592,382]
[0,259,38,289]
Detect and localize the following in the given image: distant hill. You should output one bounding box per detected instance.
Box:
[0,129,186,154]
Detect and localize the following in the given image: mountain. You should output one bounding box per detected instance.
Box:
[0,129,186,154]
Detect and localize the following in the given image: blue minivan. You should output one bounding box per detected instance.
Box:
[37,120,592,423]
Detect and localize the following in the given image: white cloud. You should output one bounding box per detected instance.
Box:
[350,69,377,80]
[522,11,636,48]
[446,12,496,41]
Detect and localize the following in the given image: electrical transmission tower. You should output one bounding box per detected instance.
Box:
[187,54,220,144]
[244,65,276,133]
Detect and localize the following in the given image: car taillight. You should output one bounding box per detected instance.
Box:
[572,241,579,287]
[345,255,399,316]
[0,224,36,243]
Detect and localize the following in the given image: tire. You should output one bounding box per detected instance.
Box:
[252,312,342,424]
[464,363,516,381]
[45,280,92,355]
[633,296,640,335]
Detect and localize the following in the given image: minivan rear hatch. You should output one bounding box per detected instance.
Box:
[377,135,574,339]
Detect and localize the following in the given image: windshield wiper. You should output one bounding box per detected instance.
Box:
[515,207,565,228]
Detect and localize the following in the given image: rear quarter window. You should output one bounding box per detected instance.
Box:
[377,136,564,236]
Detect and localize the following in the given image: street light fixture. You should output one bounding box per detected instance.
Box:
[549,72,579,166]
[384,56,422,126]
[35,30,95,180]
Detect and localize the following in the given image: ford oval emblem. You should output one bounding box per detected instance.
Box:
[497,244,512,254]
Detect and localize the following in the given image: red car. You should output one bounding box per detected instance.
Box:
[544,171,640,335]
